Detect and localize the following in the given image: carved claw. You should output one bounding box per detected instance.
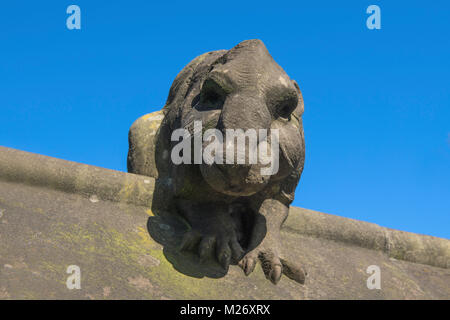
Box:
[238,255,257,276]
[179,230,244,270]
[229,238,245,261]
[239,246,307,285]
[198,236,216,261]
[179,231,201,251]
[280,258,307,284]
[217,238,232,269]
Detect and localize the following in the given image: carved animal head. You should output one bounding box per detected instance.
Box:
[163,39,305,197]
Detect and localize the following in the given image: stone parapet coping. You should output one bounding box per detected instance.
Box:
[1,146,448,269]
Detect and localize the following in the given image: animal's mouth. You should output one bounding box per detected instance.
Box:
[200,162,270,196]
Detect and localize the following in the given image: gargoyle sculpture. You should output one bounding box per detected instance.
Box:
[128,39,306,284]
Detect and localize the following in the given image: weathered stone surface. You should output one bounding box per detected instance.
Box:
[0,146,155,208]
[0,146,449,299]
[285,208,450,269]
[127,110,164,179]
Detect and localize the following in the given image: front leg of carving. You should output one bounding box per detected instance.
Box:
[176,200,246,270]
[239,199,307,284]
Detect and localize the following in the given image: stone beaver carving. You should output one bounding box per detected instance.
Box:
[128,39,306,284]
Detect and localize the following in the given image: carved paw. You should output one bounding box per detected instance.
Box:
[238,240,307,285]
[179,227,245,270]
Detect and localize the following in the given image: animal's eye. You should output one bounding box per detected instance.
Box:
[200,78,226,107]
[276,95,297,120]
[278,104,294,119]
[266,86,298,120]
[203,89,221,104]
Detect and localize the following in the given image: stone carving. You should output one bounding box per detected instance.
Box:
[128,39,306,284]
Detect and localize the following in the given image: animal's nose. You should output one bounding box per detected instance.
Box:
[217,93,272,133]
[207,161,270,190]
[215,162,251,181]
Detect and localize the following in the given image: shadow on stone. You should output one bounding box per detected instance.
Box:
[146,214,228,279]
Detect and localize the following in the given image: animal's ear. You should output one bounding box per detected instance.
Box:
[291,80,304,117]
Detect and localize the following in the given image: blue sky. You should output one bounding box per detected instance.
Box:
[1,1,449,238]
